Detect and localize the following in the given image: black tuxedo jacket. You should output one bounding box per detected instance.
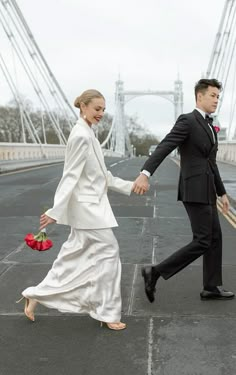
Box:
[142,109,226,204]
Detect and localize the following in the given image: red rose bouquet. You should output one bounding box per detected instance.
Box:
[24,228,53,251]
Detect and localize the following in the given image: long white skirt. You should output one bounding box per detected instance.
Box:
[22,228,122,323]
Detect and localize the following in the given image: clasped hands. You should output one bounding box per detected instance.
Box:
[39,174,150,230]
[132,173,149,195]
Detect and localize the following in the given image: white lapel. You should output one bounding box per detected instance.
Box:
[92,137,108,177]
[76,118,107,177]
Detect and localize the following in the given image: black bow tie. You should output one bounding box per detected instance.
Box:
[205,114,213,126]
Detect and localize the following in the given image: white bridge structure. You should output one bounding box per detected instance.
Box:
[101,78,183,157]
[0,0,236,164]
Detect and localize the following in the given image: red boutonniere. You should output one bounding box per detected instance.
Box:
[24,229,53,251]
[213,125,220,133]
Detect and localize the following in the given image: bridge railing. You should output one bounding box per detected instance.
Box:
[0,143,66,161]
[217,141,236,164]
[0,142,235,164]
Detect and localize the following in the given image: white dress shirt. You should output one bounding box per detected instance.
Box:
[195,107,215,144]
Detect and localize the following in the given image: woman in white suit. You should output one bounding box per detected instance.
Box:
[19,89,134,330]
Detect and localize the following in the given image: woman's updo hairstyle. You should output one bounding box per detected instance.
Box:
[74,89,105,109]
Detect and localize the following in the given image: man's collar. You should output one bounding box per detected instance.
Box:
[195,107,206,119]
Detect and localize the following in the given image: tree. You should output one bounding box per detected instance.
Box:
[97,113,113,143]
[0,98,72,144]
[127,116,160,156]
[0,97,159,154]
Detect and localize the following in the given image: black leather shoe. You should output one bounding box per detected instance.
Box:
[200,286,235,300]
[141,266,157,303]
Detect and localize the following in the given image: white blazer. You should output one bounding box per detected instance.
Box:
[46,118,133,229]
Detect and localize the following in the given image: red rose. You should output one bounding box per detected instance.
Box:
[24,230,53,251]
[213,125,220,133]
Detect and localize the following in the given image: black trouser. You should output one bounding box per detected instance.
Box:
[153,202,222,287]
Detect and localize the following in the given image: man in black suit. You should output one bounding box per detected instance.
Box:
[132,78,234,302]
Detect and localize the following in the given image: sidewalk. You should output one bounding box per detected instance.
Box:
[0,158,64,174]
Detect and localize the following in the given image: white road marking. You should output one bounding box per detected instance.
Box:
[153,189,158,218]
[110,163,118,167]
[141,218,148,235]
[152,237,158,264]
[127,264,138,316]
[147,317,154,375]
[109,158,129,168]
[153,205,158,218]
[3,242,25,262]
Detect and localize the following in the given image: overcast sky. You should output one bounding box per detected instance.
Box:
[0,0,232,138]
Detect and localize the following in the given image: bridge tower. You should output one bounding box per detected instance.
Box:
[111,79,127,156]
[102,78,183,157]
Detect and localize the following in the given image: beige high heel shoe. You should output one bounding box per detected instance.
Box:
[16,297,36,322]
[100,321,126,330]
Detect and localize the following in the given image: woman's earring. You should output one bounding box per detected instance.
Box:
[83,115,86,120]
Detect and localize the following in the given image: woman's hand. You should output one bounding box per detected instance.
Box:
[39,213,56,230]
[132,174,149,195]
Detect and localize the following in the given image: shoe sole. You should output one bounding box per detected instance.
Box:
[200,295,235,300]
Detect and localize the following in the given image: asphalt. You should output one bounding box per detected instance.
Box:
[0,156,236,375]
[217,161,236,211]
[0,158,64,174]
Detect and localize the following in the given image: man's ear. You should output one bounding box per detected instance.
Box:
[196,92,202,103]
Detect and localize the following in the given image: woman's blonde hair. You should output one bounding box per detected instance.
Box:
[74,89,105,109]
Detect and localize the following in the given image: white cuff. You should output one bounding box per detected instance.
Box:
[140,170,150,178]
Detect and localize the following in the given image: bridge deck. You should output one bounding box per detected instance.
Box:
[0,157,235,375]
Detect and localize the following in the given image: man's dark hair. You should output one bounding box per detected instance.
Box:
[194,78,222,100]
